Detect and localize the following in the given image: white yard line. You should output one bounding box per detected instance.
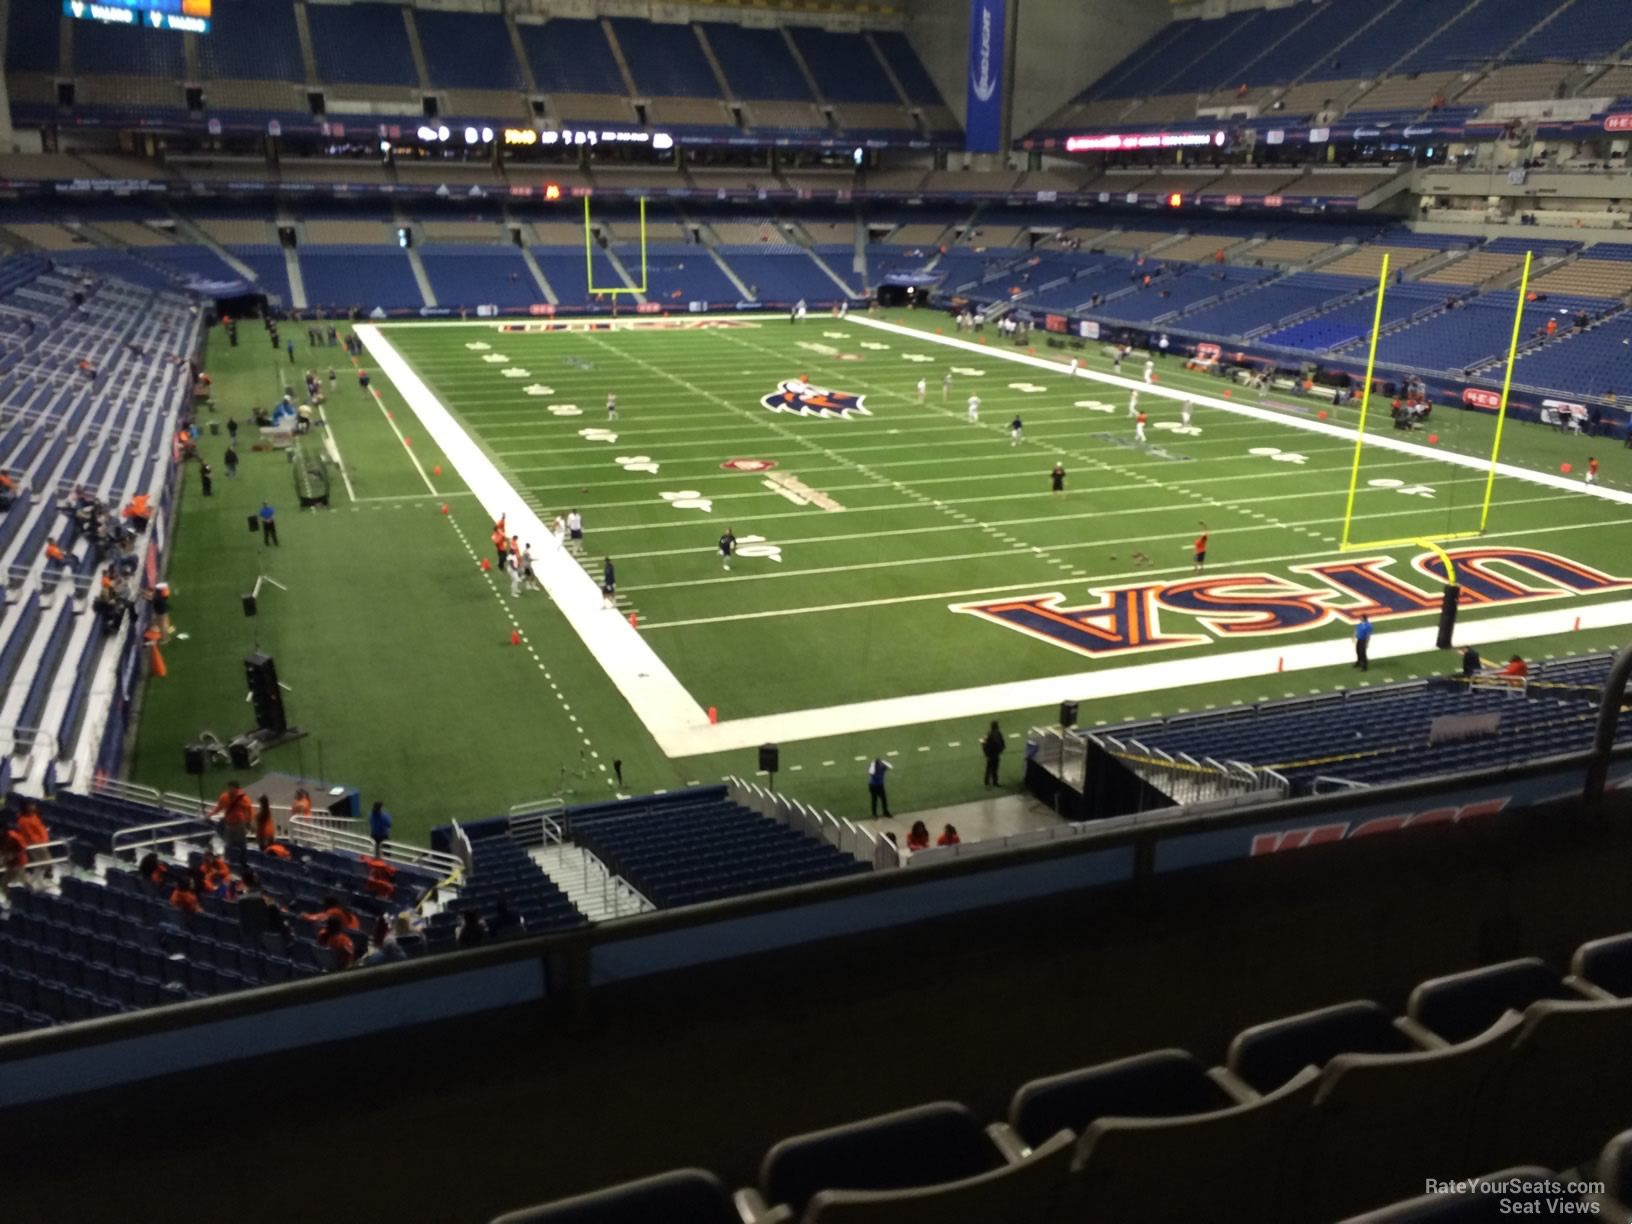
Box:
[316,405,357,502]
[357,324,710,748]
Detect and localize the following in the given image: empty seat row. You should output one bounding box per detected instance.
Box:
[489,930,1632,1222]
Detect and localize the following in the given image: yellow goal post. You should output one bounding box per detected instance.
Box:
[1336,250,1534,583]
[584,194,647,296]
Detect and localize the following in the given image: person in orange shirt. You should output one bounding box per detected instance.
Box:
[1585,456,1599,488]
[15,801,48,848]
[317,916,356,969]
[138,852,167,889]
[492,521,509,570]
[1193,523,1210,574]
[309,895,360,931]
[255,795,276,852]
[124,494,151,532]
[290,788,313,821]
[208,780,254,860]
[936,824,961,847]
[906,820,931,851]
[1502,655,1529,680]
[199,848,232,896]
[170,871,204,915]
[1,817,29,886]
[44,538,68,566]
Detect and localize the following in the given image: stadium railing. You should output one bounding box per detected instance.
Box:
[286,813,462,878]
[725,776,881,865]
[506,798,654,918]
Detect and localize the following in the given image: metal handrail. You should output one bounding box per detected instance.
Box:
[287,814,461,876]
[109,817,214,859]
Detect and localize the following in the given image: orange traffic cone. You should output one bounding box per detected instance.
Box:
[481,557,491,571]
[708,706,718,725]
[510,629,521,646]
[628,612,638,628]
[440,503,449,515]
[404,437,412,447]
[433,464,442,477]
[145,629,167,678]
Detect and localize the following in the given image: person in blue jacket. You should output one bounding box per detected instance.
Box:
[368,801,392,856]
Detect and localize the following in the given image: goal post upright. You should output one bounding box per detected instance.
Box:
[584,194,648,297]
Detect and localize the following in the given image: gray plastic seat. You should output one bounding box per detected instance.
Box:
[800,1128,1074,1224]
[1475,997,1632,1171]
[1066,1064,1321,1224]
[1408,958,1576,1045]
[1228,1000,1418,1095]
[489,1168,737,1224]
[1293,1012,1523,1222]
[759,1102,1003,1218]
[1008,1048,1230,1150]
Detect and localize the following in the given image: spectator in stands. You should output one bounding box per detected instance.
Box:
[318,915,355,970]
[937,824,961,847]
[207,780,254,859]
[137,852,165,891]
[361,857,397,901]
[291,788,313,823]
[361,915,407,965]
[0,814,30,887]
[309,895,360,933]
[368,802,392,856]
[1458,646,1483,677]
[982,720,1005,786]
[43,538,68,568]
[0,470,13,509]
[254,796,276,852]
[458,910,489,948]
[906,821,931,851]
[15,801,47,852]
[1502,654,1530,681]
[169,870,204,915]
[867,756,893,818]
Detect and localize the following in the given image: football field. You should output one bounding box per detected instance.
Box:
[377,312,1632,733]
[127,311,1632,838]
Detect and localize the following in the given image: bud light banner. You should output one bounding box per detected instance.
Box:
[965,0,1006,153]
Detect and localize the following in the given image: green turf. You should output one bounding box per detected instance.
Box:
[126,314,1632,842]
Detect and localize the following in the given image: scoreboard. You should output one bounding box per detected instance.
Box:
[63,1,212,34]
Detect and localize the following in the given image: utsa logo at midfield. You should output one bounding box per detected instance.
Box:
[951,548,1632,660]
[761,379,870,419]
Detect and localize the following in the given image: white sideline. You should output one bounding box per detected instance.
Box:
[355,324,711,750]
[844,315,1632,509]
[361,318,1632,760]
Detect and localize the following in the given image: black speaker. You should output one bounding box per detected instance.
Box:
[247,513,260,533]
[245,652,287,734]
[758,744,780,773]
[1436,584,1460,650]
[184,745,206,775]
[1060,700,1079,728]
[228,740,254,769]
[242,593,257,617]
